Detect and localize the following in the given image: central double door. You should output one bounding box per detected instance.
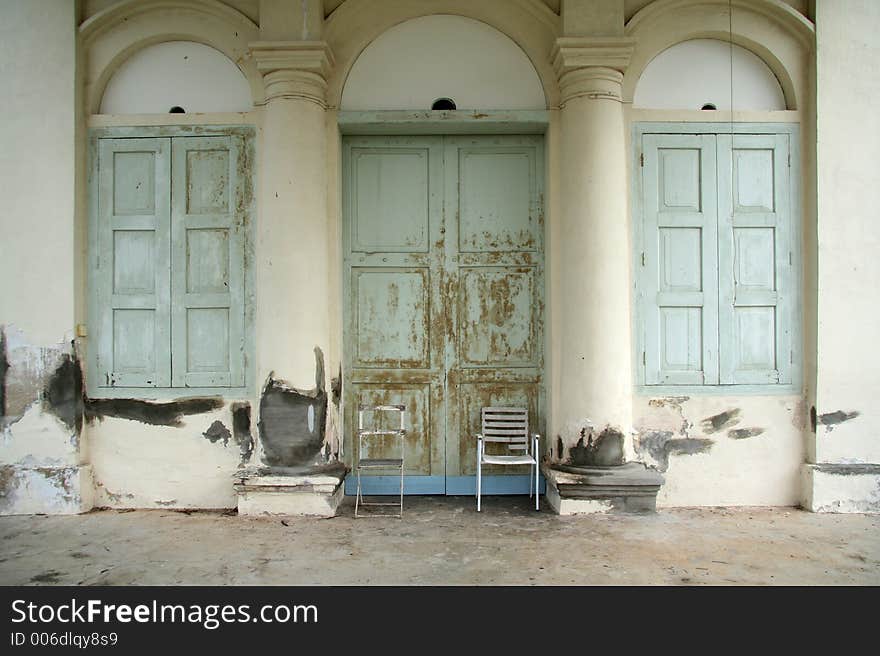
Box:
[342,135,545,495]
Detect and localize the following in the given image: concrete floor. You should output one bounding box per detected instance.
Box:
[1,497,878,585]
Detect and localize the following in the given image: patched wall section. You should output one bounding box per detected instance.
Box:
[87,398,254,509]
[0,327,93,515]
[256,347,336,471]
[633,395,806,506]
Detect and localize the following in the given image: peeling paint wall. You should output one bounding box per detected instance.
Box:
[0,328,92,515]
[634,396,806,507]
[88,399,253,509]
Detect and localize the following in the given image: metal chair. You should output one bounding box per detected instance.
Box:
[355,404,406,518]
[476,406,540,511]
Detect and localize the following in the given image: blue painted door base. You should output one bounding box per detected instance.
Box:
[344,475,546,496]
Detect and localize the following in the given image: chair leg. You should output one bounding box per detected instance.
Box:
[535,462,540,511]
[355,469,361,518]
[476,449,482,512]
[398,465,404,519]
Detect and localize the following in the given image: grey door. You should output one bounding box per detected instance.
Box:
[342,135,545,494]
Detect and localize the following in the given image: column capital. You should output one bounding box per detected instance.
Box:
[249,41,335,106]
[551,37,635,105]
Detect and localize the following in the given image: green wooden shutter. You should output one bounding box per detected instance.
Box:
[170,136,245,387]
[717,134,792,384]
[96,138,171,387]
[641,134,719,385]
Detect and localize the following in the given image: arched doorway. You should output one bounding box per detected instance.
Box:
[339,16,548,495]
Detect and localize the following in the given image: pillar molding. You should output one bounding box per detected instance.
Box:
[249,41,335,106]
[551,36,634,105]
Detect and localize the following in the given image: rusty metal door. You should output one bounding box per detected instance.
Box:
[342,135,544,495]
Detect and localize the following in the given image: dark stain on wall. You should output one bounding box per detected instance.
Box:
[0,465,16,511]
[0,327,7,419]
[700,409,741,434]
[636,431,714,472]
[231,402,254,464]
[568,427,626,467]
[85,397,224,427]
[818,410,860,432]
[728,427,765,440]
[814,463,880,476]
[666,438,714,462]
[203,420,232,446]
[330,367,342,407]
[43,350,83,435]
[258,347,328,468]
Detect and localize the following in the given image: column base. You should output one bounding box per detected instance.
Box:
[234,464,347,517]
[802,464,880,513]
[542,462,663,515]
[0,464,94,515]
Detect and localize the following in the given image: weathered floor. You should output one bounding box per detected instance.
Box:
[1,497,878,586]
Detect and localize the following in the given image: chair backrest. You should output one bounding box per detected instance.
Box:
[357,404,406,459]
[357,404,406,432]
[481,406,529,452]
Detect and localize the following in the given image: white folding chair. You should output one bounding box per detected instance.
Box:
[476,406,540,511]
[355,404,406,518]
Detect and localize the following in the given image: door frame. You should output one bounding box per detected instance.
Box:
[337,111,550,496]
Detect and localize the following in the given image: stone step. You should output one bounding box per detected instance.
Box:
[542,462,665,515]
[234,464,347,517]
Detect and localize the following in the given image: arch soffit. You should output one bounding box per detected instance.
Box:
[81,0,263,114]
[325,0,561,109]
[623,0,815,110]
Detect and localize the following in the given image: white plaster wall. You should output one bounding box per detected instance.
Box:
[814,0,880,465]
[635,396,806,506]
[0,0,76,345]
[99,41,253,114]
[340,15,546,110]
[633,39,786,110]
[87,402,246,509]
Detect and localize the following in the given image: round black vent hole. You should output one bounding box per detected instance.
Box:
[431,98,456,111]
[701,103,717,111]
[169,106,186,114]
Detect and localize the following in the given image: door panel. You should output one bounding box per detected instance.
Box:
[343,137,446,494]
[351,148,431,253]
[642,134,719,385]
[444,135,544,487]
[717,134,791,384]
[97,138,171,388]
[343,135,544,494]
[458,266,538,367]
[352,268,432,368]
[170,136,245,388]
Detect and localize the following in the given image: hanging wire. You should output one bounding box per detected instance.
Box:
[729,0,735,137]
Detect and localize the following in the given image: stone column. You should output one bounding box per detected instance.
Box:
[551,37,636,456]
[250,41,334,391]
